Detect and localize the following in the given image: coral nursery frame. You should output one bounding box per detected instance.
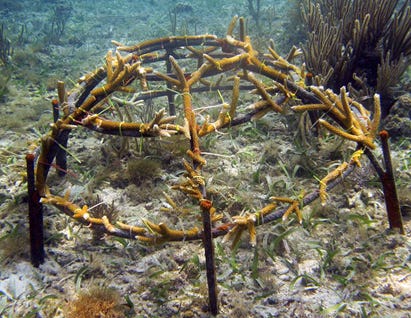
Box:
[26,17,403,314]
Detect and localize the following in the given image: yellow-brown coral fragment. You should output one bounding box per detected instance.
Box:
[198,116,211,136]
[172,184,202,200]
[70,96,97,119]
[223,212,257,247]
[243,72,283,113]
[116,221,146,235]
[285,45,303,62]
[210,207,223,223]
[73,205,89,219]
[163,192,178,209]
[324,88,344,113]
[267,46,301,74]
[112,51,125,80]
[369,94,381,139]
[284,201,301,223]
[183,157,206,182]
[186,45,218,58]
[309,86,346,121]
[340,86,353,129]
[230,76,240,117]
[41,194,90,221]
[318,119,376,149]
[226,15,238,36]
[169,56,187,88]
[251,107,272,121]
[350,149,364,167]
[271,197,303,223]
[319,162,349,205]
[57,80,66,105]
[198,103,234,135]
[90,51,141,97]
[153,71,180,86]
[222,221,244,246]
[102,216,116,233]
[39,194,101,226]
[63,189,70,201]
[135,235,161,244]
[83,116,142,132]
[149,108,171,128]
[203,54,223,71]
[254,202,277,224]
[187,63,213,87]
[80,108,186,138]
[246,100,270,112]
[160,192,192,215]
[351,101,371,133]
[291,104,330,112]
[143,219,199,241]
[306,86,378,149]
[106,50,114,81]
[248,221,257,247]
[114,35,218,53]
[86,217,105,225]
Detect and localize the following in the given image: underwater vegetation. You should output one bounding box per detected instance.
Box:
[65,286,126,318]
[0,71,11,102]
[0,24,13,66]
[26,6,409,313]
[46,0,73,44]
[300,0,411,117]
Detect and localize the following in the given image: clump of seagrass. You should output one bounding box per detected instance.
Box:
[65,286,126,318]
[0,225,29,262]
[127,158,161,185]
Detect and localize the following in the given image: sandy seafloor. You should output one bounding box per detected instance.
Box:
[0,0,410,317]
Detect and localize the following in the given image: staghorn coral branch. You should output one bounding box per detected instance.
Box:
[319,162,349,205]
[318,119,376,149]
[241,72,283,113]
[370,93,381,139]
[116,221,146,235]
[270,197,303,223]
[142,220,199,241]
[223,212,257,247]
[169,55,187,88]
[293,85,379,149]
[114,35,219,53]
[291,103,329,112]
[198,77,239,136]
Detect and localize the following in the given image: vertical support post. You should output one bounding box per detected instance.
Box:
[26,153,45,267]
[165,48,176,116]
[379,130,404,234]
[200,199,218,316]
[52,99,60,123]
